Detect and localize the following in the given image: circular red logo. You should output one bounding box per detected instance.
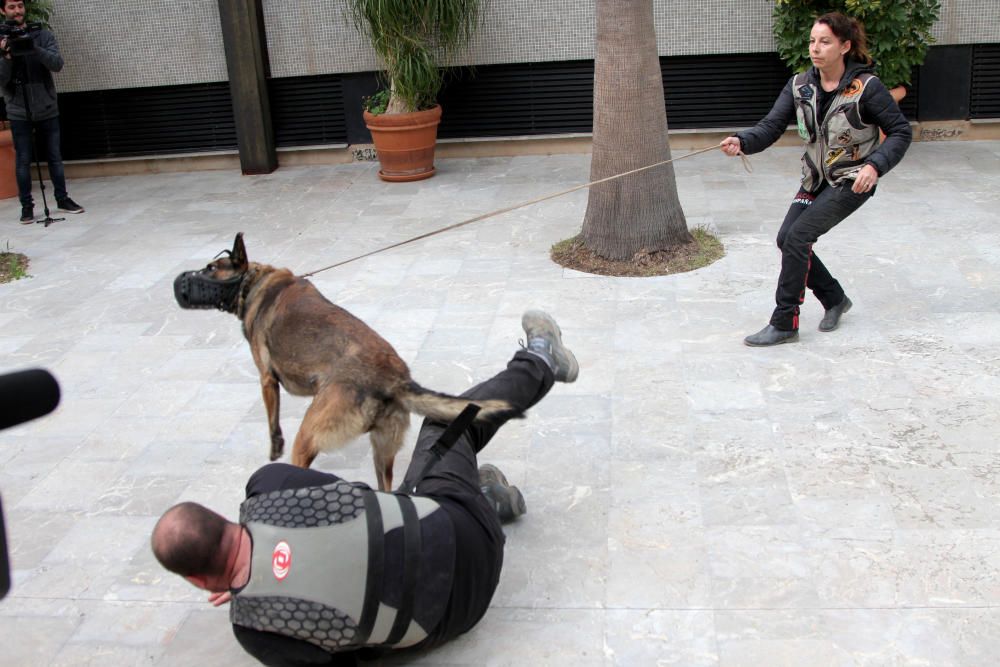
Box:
[272,541,291,580]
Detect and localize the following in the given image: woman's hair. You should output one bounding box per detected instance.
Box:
[815,12,872,65]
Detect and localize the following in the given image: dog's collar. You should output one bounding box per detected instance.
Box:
[235,268,258,319]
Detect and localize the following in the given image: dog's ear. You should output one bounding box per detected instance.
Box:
[232,233,248,270]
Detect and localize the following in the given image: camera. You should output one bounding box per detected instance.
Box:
[0,19,40,58]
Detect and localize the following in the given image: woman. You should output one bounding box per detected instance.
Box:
[721,12,911,346]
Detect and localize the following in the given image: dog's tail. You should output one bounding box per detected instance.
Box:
[399,381,524,423]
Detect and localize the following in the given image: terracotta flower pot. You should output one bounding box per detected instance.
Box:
[363,105,442,182]
[0,128,20,200]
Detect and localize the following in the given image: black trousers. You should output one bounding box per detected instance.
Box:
[770,184,872,330]
[10,117,68,207]
[403,350,555,647]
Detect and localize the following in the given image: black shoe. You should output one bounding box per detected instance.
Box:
[521,310,579,382]
[479,464,526,523]
[19,205,34,224]
[819,296,852,332]
[744,324,799,347]
[56,197,84,214]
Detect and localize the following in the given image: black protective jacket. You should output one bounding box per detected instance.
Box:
[736,59,911,190]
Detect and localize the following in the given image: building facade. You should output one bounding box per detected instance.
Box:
[39,0,1000,160]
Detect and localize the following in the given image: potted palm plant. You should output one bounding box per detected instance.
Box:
[772,0,941,103]
[348,0,481,182]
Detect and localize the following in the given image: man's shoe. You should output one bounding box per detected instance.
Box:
[19,205,34,224]
[744,324,799,347]
[479,464,526,523]
[521,310,579,382]
[56,197,84,214]
[819,296,852,332]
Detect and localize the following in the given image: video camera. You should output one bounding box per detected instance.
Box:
[0,369,61,600]
[0,20,41,58]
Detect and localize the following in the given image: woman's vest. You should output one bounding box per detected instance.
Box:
[792,72,881,192]
[230,479,454,653]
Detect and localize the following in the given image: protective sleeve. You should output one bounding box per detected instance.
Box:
[31,30,63,72]
[245,462,349,498]
[859,77,913,176]
[735,78,796,155]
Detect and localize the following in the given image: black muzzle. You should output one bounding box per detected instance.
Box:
[174,270,243,313]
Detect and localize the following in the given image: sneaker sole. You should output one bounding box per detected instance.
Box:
[521,310,579,382]
[58,209,85,214]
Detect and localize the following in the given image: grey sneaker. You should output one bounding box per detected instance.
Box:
[521,310,579,382]
[479,464,526,523]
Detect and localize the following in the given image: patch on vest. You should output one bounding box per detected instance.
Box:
[797,84,814,100]
[272,541,291,580]
[241,482,367,527]
[825,148,846,166]
[232,596,359,652]
[842,79,863,97]
[835,129,853,146]
[797,117,810,141]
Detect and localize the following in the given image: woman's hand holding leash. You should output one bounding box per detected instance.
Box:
[720,137,743,157]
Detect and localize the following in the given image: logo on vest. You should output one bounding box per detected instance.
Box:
[797,85,814,100]
[272,541,292,580]
[843,79,863,98]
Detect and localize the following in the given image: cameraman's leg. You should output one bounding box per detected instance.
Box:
[9,119,34,206]
[36,117,67,201]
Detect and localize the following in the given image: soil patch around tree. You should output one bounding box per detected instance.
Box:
[551,227,725,277]
[0,251,30,284]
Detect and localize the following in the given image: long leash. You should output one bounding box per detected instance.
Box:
[302,143,749,278]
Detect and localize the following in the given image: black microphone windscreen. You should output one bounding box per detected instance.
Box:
[0,369,61,431]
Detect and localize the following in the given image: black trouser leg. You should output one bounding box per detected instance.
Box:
[38,117,68,201]
[770,185,871,330]
[10,119,34,207]
[400,351,555,496]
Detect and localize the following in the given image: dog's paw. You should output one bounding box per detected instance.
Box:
[270,437,285,461]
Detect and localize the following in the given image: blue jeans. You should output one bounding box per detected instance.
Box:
[770,184,873,330]
[10,116,68,207]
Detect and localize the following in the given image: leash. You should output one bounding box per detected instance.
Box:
[301,143,750,278]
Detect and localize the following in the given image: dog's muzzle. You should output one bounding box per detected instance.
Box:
[174,270,243,313]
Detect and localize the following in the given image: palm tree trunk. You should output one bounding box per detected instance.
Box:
[582,0,691,261]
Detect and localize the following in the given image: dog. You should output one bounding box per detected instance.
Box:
[173,233,517,491]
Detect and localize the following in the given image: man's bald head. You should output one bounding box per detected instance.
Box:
[151,501,231,577]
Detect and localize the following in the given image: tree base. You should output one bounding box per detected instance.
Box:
[551,228,724,277]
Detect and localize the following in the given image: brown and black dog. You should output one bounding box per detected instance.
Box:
[174,233,517,491]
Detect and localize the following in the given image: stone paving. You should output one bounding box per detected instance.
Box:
[1,140,999,666]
